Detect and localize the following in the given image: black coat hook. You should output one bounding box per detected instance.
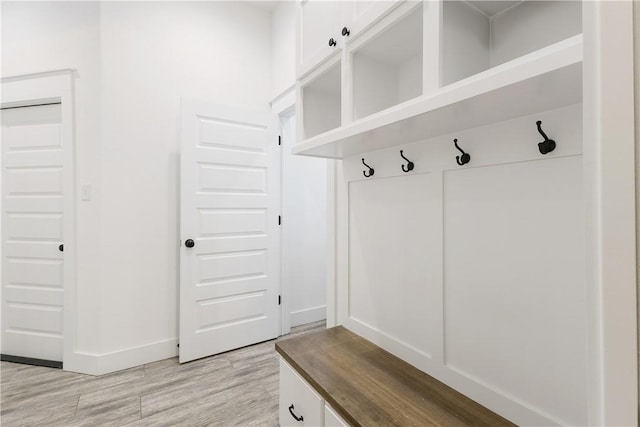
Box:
[536,120,556,155]
[453,139,471,166]
[362,158,374,178]
[400,150,414,172]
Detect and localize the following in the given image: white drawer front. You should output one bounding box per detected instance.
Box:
[324,404,350,427]
[279,358,324,427]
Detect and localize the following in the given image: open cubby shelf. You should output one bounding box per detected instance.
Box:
[302,61,342,140]
[293,34,582,158]
[295,0,583,159]
[442,0,582,86]
[352,3,423,120]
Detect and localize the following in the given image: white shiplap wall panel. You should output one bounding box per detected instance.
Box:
[340,103,586,426]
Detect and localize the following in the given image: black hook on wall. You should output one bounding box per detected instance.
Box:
[362,158,374,178]
[400,150,414,172]
[536,120,556,155]
[453,139,471,166]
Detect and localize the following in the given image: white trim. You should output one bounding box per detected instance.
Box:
[1,70,79,373]
[583,2,638,425]
[270,85,295,115]
[325,160,337,328]
[279,111,293,336]
[335,160,349,326]
[65,339,178,376]
[1,68,78,83]
[290,305,326,328]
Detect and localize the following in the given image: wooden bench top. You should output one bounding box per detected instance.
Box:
[275,326,516,427]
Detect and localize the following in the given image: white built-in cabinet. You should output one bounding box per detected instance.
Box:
[293,1,637,426]
[279,358,349,427]
[297,1,404,79]
[295,0,583,152]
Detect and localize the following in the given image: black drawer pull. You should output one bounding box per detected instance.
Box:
[288,404,304,422]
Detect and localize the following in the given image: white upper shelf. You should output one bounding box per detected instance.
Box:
[292,35,583,159]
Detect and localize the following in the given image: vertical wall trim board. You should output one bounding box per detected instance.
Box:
[336,160,349,325]
[326,160,338,327]
[583,2,638,425]
[634,0,640,417]
[435,170,445,365]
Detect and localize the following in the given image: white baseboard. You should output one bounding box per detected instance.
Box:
[64,338,178,376]
[63,306,326,376]
[290,305,326,327]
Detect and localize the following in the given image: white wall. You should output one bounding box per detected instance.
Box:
[98,1,272,355]
[2,1,273,372]
[271,1,328,329]
[281,114,327,328]
[271,1,296,100]
[1,1,104,354]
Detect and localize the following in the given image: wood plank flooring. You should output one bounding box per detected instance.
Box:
[0,321,325,427]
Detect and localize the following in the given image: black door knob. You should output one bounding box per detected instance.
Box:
[58,244,64,252]
[185,239,195,248]
[328,38,337,47]
[342,27,350,36]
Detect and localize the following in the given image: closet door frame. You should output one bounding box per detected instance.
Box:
[1,69,78,372]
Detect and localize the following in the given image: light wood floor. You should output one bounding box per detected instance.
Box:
[1,321,325,427]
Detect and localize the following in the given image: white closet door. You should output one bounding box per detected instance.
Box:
[1,103,64,362]
[179,99,281,363]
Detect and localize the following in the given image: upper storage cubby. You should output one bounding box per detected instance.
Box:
[351,3,423,120]
[302,60,342,139]
[293,0,583,158]
[299,1,345,78]
[298,0,405,79]
[442,1,582,86]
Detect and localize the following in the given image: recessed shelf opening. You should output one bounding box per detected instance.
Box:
[352,4,423,120]
[442,0,582,86]
[302,61,342,139]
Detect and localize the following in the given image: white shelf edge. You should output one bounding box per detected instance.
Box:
[292,34,584,159]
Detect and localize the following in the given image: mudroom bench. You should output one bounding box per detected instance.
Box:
[276,326,515,427]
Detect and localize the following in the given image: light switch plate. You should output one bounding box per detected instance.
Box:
[81,184,91,201]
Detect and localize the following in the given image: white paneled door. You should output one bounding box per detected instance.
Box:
[179,99,281,363]
[1,103,65,362]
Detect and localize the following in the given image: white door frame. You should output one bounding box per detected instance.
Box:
[272,86,335,335]
[271,87,295,336]
[278,108,295,336]
[1,69,77,370]
[273,86,334,335]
